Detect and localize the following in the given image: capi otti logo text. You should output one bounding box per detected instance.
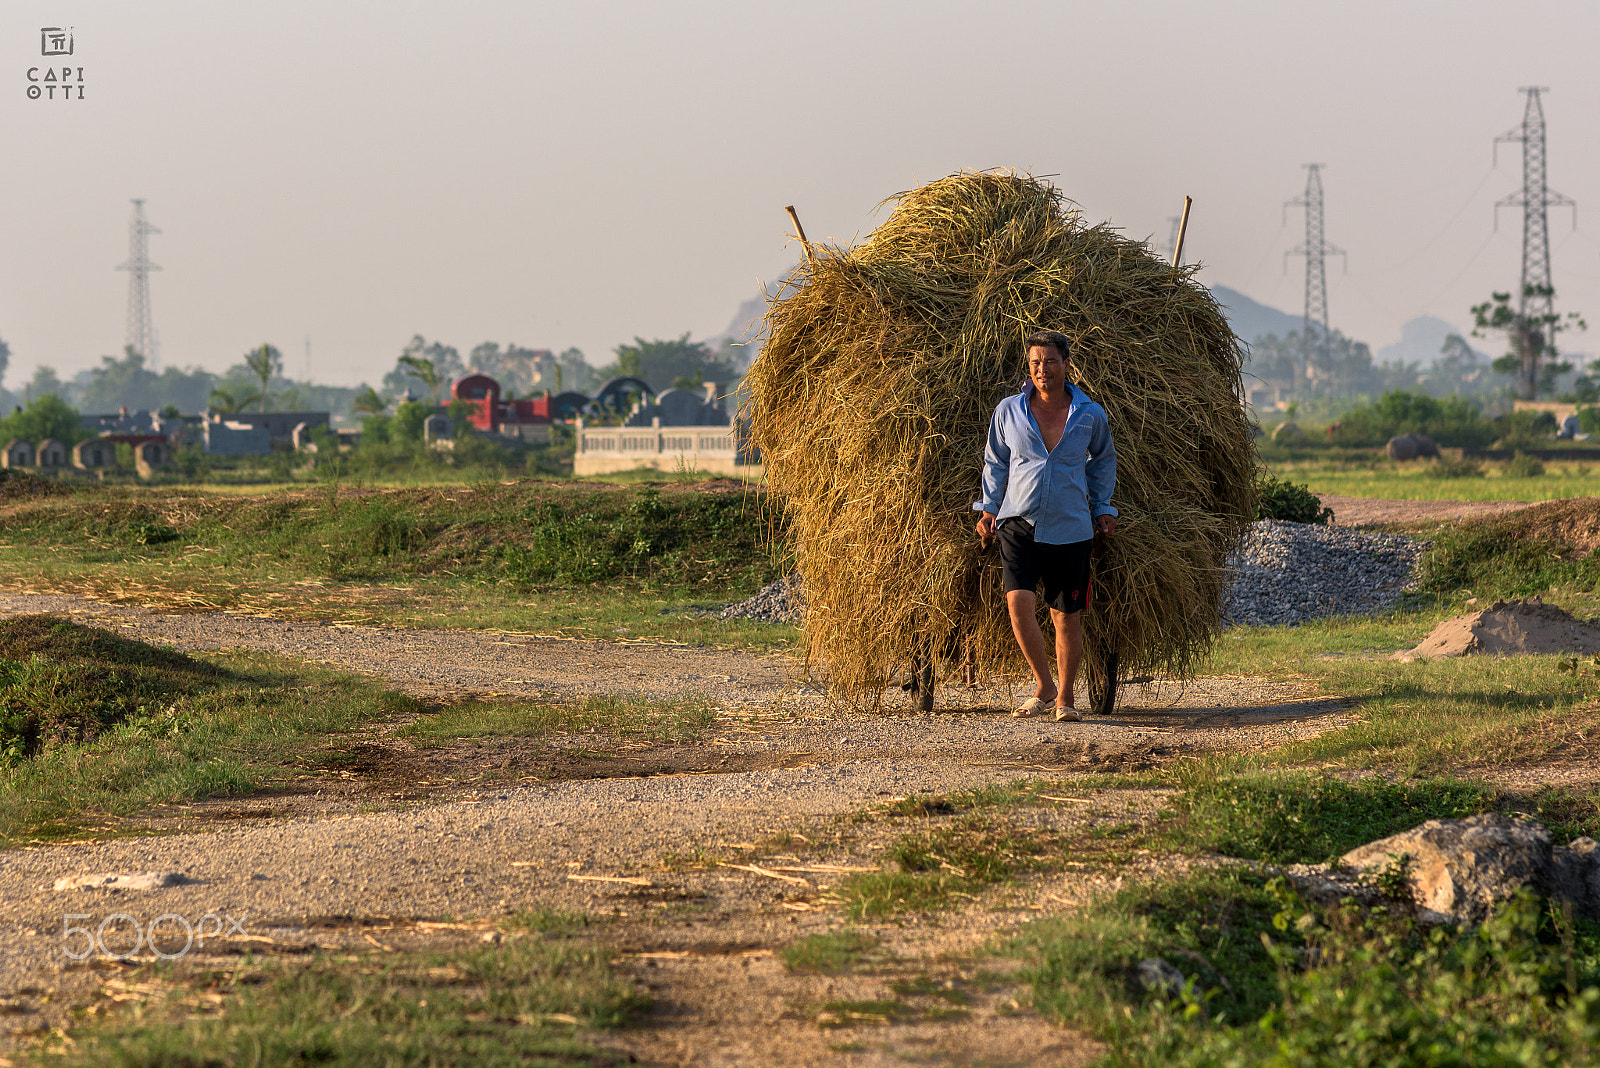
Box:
[27,25,84,101]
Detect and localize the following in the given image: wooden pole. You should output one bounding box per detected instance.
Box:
[1171,196,1193,271]
[785,205,816,266]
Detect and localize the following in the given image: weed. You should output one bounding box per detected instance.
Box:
[501,908,592,936]
[839,817,1062,918]
[782,930,880,975]
[1425,455,1484,479]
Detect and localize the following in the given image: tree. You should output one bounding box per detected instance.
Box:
[208,387,261,415]
[244,344,282,413]
[384,336,463,399]
[0,336,10,390]
[24,366,65,403]
[352,386,388,415]
[395,355,442,404]
[1472,286,1587,400]
[603,333,738,392]
[558,347,594,393]
[0,393,84,445]
[80,348,217,415]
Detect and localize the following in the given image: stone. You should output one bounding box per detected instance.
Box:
[1386,433,1440,461]
[1554,836,1600,918]
[1340,813,1573,925]
[52,871,194,892]
[1135,957,1186,997]
[1271,421,1306,446]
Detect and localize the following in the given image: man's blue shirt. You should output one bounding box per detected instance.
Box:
[974,383,1118,545]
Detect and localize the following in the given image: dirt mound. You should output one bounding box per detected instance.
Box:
[1394,599,1600,661]
[1466,497,1600,557]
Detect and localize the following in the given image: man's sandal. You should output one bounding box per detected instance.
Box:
[1053,706,1082,722]
[1012,697,1050,718]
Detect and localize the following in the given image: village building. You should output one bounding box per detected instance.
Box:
[573,383,761,477]
[451,373,552,443]
[35,439,69,467]
[203,410,330,452]
[73,439,116,470]
[1,440,35,468]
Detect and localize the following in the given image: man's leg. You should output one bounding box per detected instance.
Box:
[1051,608,1083,709]
[1006,590,1058,703]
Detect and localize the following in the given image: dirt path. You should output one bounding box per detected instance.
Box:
[1321,494,1533,527]
[0,591,1353,1064]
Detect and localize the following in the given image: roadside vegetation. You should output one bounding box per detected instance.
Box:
[0,476,789,646]
[0,615,717,846]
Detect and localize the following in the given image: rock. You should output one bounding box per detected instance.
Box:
[1272,421,1307,446]
[1135,957,1186,997]
[52,871,194,892]
[1282,863,1382,908]
[720,573,804,624]
[1555,837,1600,918]
[1386,433,1439,461]
[1339,813,1599,925]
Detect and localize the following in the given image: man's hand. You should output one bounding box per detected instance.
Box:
[976,511,996,542]
[1095,514,1117,537]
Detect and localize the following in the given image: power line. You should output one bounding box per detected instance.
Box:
[115,199,161,369]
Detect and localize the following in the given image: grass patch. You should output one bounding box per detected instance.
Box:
[40,937,649,1066]
[1166,768,1498,864]
[399,695,716,747]
[781,930,880,975]
[0,617,426,846]
[1015,872,1600,1067]
[839,815,1064,918]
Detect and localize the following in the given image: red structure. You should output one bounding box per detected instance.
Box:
[451,373,552,433]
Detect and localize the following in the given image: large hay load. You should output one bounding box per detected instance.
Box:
[747,172,1257,706]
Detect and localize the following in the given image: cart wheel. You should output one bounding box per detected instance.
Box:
[1088,648,1118,715]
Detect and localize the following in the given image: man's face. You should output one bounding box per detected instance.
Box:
[1027,344,1068,394]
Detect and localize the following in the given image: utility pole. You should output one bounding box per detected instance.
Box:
[116,199,161,368]
[1284,165,1346,380]
[1495,87,1575,324]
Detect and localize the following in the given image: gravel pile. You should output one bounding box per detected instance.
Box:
[720,573,804,623]
[722,521,1427,629]
[1224,519,1426,627]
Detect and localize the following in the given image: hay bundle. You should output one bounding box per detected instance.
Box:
[747,172,1257,704]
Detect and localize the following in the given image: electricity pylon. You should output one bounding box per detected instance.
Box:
[1284,164,1346,373]
[115,199,161,368]
[1494,87,1575,323]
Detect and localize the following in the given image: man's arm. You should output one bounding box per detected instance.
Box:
[974,403,1011,539]
[1085,408,1117,535]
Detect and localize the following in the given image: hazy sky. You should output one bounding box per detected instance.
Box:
[4,0,1599,389]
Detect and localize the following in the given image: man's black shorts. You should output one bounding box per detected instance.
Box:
[997,519,1094,614]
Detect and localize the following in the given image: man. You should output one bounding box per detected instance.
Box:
[974,330,1117,722]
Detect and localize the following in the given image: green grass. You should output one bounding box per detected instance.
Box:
[399,695,717,748]
[1265,456,1600,502]
[1164,768,1499,864]
[838,815,1066,918]
[0,479,793,648]
[1014,873,1600,1068]
[37,936,650,1066]
[781,930,881,975]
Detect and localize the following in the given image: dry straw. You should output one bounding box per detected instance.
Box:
[748,171,1257,706]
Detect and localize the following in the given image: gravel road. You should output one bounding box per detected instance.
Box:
[0,589,1352,1060]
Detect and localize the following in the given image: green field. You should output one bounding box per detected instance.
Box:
[1268,455,1600,501]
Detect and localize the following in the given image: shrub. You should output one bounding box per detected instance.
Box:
[1495,409,1558,450]
[1328,390,1495,448]
[1255,476,1333,524]
[1425,455,1484,479]
[1504,451,1547,478]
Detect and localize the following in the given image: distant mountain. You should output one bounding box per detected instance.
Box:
[1209,286,1303,344]
[1375,314,1486,366]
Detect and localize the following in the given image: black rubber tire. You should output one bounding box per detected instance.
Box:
[1089,648,1118,715]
